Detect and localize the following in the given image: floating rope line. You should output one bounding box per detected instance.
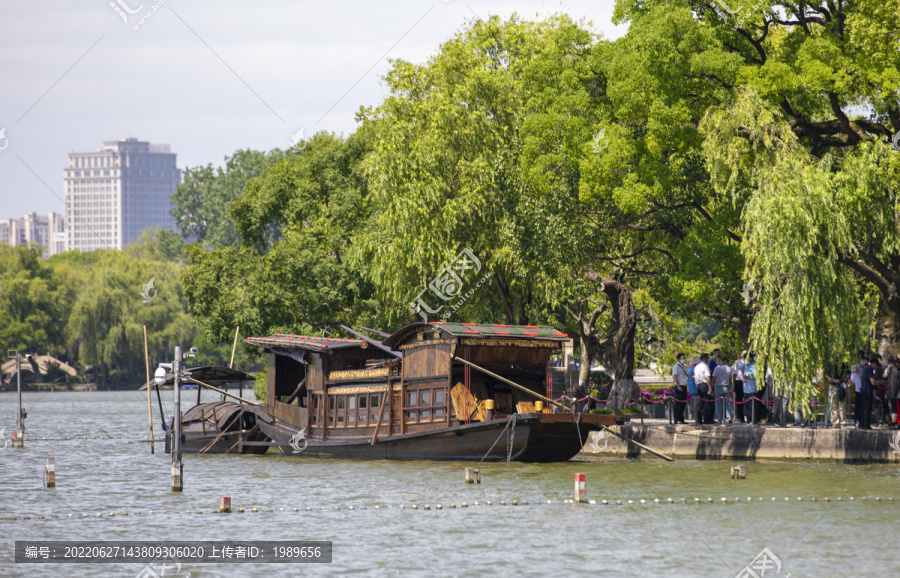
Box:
[2,495,892,521]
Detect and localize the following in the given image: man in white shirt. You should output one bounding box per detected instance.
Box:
[671,353,689,424]
[712,353,733,424]
[732,351,747,423]
[693,353,712,425]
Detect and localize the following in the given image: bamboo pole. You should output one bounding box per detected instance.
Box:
[143,325,155,454]
[453,356,674,462]
[229,326,240,369]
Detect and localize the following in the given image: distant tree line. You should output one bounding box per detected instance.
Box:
[0,231,248,386]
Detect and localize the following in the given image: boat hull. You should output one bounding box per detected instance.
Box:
[256,413,625,462]
[165,429,271,455]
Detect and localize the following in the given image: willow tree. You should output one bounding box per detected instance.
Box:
[703,92,890,404]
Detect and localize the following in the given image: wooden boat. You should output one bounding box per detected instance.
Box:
[246,322,628,462]
[165,402,269,455]
[155,366,271,455]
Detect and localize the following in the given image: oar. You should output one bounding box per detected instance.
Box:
[453,356,674,462]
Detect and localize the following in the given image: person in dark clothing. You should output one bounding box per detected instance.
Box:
[860,355,887,429]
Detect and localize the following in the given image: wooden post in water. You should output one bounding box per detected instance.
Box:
[172,346,183,492]
[143,326,155,454]
[44,457,55,488]
[574,473,586,502]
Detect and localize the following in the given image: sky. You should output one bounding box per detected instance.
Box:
[0,0,624,220]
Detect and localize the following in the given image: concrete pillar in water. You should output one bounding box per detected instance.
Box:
[44,458,55,488]
[575,473,586,502]
[464,467,481,484]
[171,460,183,492]
[219,497,232,513]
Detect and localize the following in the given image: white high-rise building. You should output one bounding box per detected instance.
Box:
[64,138,180,252]
[0,212,65,258]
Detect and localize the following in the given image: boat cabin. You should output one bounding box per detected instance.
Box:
[245,323,572,441]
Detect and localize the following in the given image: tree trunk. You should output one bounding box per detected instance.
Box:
[876,293,900,358]
[599,278,637,411]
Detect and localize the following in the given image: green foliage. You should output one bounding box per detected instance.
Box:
[171,149,286,247]
[183,133,392,348]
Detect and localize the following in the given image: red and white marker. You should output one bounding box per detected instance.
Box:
[574,473,586,503]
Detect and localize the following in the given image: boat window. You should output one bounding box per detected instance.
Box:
[337,397,345,410]
[359,396,367,409]
[348,396,356,410]
[348,413,355,423]
[408,391,417,406]
[435,390,445,404]
[329,397,335,410]
[421,390,431,404]
[435,408,445,417]
[370,395,379,407]
[420,409,431,419]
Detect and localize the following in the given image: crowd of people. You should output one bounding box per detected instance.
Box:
[670,351,900,429]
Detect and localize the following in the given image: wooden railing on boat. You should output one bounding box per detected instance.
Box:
[272,400,306,428]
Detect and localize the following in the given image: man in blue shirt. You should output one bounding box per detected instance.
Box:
[743,353,761,424]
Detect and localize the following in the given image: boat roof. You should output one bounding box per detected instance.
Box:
[382,322,569,348]
[244,333,367,352]
[146,365,255,388]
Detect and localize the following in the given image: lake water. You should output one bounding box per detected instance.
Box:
[1,390,898,577]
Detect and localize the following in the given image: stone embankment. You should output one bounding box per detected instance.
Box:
[592,419,900,461]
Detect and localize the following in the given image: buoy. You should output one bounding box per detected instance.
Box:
[602,499,609,505]
[412,504,418,510]
[640,499,647,505]
[251,508,258,512]
[654,499,660,503]
[423,505,430,511]
[720,498,727,503]
[436,505,442,510]
[219,497,231,513]
[589,499,597,505]
[461,503,468,508]
[511,500,518,506]
[667,498,673,503]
